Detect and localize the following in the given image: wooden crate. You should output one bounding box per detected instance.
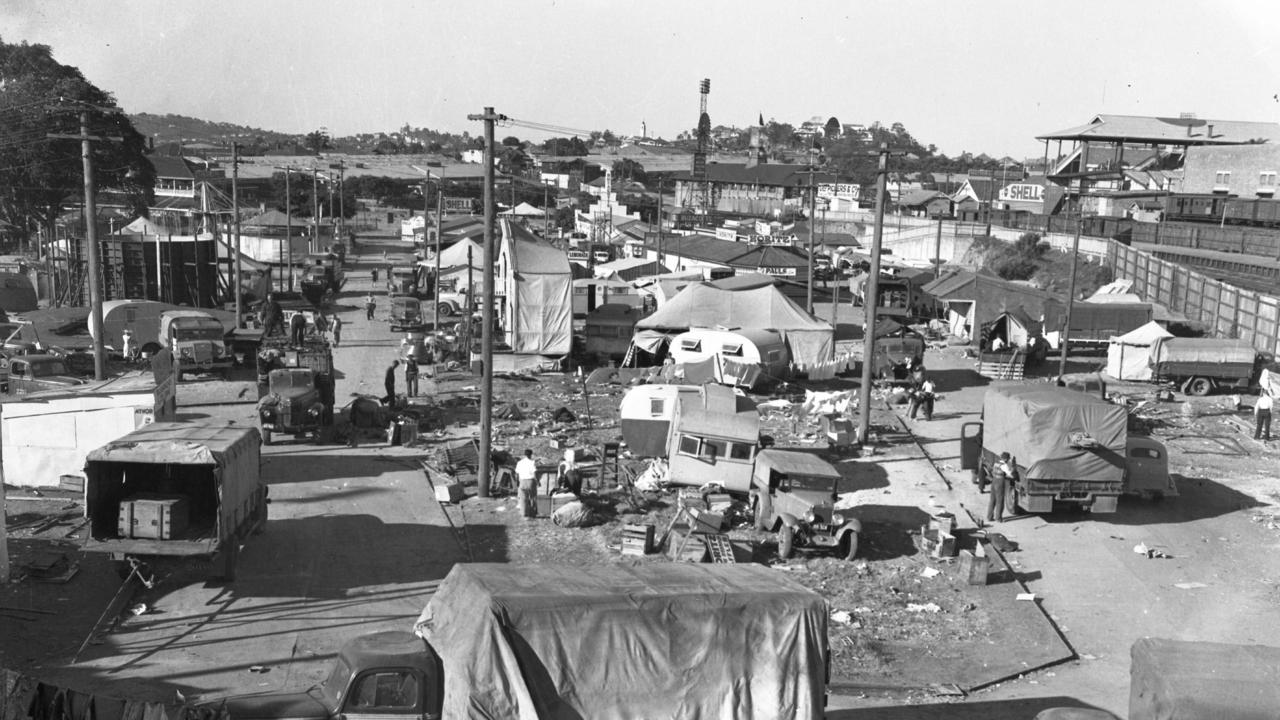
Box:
[118,494,189,540]
[959,542,991,585]
[620,524,655,556]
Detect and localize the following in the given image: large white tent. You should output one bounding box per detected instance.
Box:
[1106,320,1173,381]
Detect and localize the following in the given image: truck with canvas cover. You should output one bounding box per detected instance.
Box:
[960,384,1170,513]
[218,563,829,720]
[159,310,232,379]
[82,422,265,581]
[1148,336,1264,395]
[300,255,346,305]
[256,337,335,444]
[1050,301,1153,347]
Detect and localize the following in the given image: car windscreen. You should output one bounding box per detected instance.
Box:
[785,474,837,492]
[28,360,70,377]
[174,327,224,341]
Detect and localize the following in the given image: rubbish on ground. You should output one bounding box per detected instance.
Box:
[906,602,942,613]
[1016,593,1037,601]
[1174,582,1208,590]
[831,610,853,624]
[920,567,941,578]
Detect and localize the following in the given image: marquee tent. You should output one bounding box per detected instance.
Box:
[635,273,833,365]
[1105,320,1173,381]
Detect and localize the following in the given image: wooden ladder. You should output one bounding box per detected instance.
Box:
[702,534,737,563]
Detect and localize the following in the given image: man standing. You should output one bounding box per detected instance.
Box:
[404,358,419,397]
[918,378,937,421]
[986,452,1016,523]
[260,293,284,336]
[365,293,377,321]
[516,449,539,518]
[1255,393,1274,441]
[289,311,307,346]
[329,313,343,348]
[383,359,399,405]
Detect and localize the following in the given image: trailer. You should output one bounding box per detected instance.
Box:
[1149,336,1263,395]
[82,422,265,581]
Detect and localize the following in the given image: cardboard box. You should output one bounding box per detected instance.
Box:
[959,542,990,585]
[118,494,189,540]
[434,482,464,504]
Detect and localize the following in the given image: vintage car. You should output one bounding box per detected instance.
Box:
[750,448,861,560]
[0,354,88,396]
[389,296,426,332]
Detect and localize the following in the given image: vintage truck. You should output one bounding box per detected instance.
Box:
[82,422,265,581]
[218,563,829,720]
[1148,336,1265,396]
[256,337,335,445]
[386,265,420,297]
[300,256,346,305]
[388,296,425,332]
[962,383,1172,514]
[159,310,233,379]
[751,448,861,560]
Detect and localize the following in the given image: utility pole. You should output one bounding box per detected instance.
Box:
[311,168,320,255]
[1058,217,1083,379]
[337,160,346,243]
[657,178,664,269]
[50,110,122,381]
[858,144,893,446]
[934,214,944,280]
[807,165,816,314]
[283,168,293,291]
[232,143,243,329]
[468,106,505,498]
[435,170,444,333]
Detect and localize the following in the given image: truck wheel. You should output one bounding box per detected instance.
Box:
[438,302,455,317]
[261,428,273,446]
[218,542,239,582]
[841,532,859,561]
[1187,377,1212,396]
[751,496,766,531]
[777,525,795,560]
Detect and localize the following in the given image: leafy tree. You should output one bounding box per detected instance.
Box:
[612,158,647,184]
[501,136,522,147]
[763,120,795,150]
[824,117,841,139]
[543,136,588,156]
[304,129,330,152]
[0,39,155,248]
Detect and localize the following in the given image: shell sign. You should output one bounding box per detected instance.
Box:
[999,183,1044,202]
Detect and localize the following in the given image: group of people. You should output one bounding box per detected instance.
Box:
[383,358,426,404]
[259,293,343,348]
[514,448,584,518]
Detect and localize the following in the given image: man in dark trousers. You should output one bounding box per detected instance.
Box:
[404,358,419,397]
[289,311,307,345]
[260,293,284,336]
[986,452,1016,523]
[383,360,399,405]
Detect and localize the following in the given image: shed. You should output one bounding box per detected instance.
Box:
[1105,320,1174,381]
[668,327,788,389]
[0,372,172,488]
[922,269,1061,343]
[584,304,645,362]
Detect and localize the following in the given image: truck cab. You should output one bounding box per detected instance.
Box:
[0,355,86,396]
[220,631,443,720]
[257,367,331,445]
[387,266,419,297]
[160,311,232,379]
[751,448,861,560]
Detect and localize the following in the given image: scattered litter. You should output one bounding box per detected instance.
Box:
[1080,654,1097,661]
[1134,542,1172,558]
[129,603,148,616]
[830,610,853,624]
[1174,582,1208,590]
[929,683,965,697]
[919,567,941,579]
[1133,543,1149,555]
[1015,593,1037,601]
[248,665,270,673]
[906,602,942,613]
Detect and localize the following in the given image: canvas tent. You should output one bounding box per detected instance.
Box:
[497,220,572,355]
[1106,320,1174,381]
[635,274,833,365]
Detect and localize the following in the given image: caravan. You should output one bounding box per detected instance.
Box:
[668,328,789,389]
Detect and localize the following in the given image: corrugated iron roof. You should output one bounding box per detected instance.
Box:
[1037,114,1280,144]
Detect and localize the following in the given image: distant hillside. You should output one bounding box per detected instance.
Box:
[129,112,295,147]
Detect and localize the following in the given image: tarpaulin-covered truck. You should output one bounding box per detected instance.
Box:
[220,563,829,720]
[961,384,1171,514]
[82,422,266,581]
[1149,336,1264,395]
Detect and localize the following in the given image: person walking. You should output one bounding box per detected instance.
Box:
[516,449,539,518]
[404,358,419,397]
[918,378,937,421]
[365,293,377,321]
[985,452,1016,523]
[1255,393,1274,441]
[383,359,399,405]
[329,313,343,348]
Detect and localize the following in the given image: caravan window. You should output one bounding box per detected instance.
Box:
[721,343,744,356]
[679,338,702,352]
[649,398,664,417]
[729,442,754,461]
[703,439,728,459]
[678,434,701,456]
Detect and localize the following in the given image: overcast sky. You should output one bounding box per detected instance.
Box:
[4,0,1278,160]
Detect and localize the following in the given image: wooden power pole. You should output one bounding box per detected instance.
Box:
[468,106,505,498]
[857,144,893,445]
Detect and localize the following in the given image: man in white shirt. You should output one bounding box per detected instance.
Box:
[1256,393,1274,441]
[516,449,539,518]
